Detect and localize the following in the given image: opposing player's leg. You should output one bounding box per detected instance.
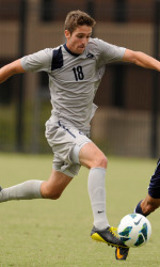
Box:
[0,169,72,202]
[135,158,160,216]
[116,159,160,260]
[79,142,127,248]
[135,195,160,216]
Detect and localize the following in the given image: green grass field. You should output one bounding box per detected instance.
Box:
[0,153,159,267]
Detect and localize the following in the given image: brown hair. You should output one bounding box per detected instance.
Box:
[64,10,96,34]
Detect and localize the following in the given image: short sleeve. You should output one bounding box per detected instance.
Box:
[20,48,53,73]
[94,38,126,64]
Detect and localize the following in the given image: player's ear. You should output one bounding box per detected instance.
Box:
[64,30,71,39]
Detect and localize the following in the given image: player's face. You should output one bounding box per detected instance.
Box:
[65,25,92,54]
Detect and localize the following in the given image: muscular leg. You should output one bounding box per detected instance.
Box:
[0,142,106,204]
[41,169,72,199]
[79,142,107,169]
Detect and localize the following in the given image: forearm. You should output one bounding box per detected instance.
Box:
[0,59,25,84]
[123,49,160,72]
[0,65,15,83]
[133,51,160,71]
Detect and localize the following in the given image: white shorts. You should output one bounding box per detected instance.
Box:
[45,118,92,177]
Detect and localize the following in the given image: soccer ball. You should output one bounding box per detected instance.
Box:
[117,213,152,248]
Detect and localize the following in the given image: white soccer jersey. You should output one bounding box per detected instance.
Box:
[21,38,126,132]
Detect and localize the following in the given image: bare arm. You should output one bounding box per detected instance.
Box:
[0,59,26,84]
[122,49,160,72]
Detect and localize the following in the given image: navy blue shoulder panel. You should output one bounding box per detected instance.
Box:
[51,46,63,71]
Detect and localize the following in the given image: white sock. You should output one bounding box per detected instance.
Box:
[88,167,109,230]
[0,180,43,202]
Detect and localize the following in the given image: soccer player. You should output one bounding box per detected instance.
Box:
[0,10,160,253]
[116,158,160,260]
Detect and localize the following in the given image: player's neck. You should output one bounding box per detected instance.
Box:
[63,43,81,57]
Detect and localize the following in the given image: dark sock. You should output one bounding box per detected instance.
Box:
[135,200,143,214]
[135,200,150,217]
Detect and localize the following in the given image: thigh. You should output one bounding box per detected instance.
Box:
[79,142,107,169]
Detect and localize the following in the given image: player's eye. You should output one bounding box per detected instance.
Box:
[77,35,83,39]
[77,35,91,39]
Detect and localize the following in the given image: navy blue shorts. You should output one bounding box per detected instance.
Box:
[148,159,160,199]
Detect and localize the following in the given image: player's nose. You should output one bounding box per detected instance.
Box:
[82,37,89,46]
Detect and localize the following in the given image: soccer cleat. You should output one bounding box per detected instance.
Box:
[115,247,129,260]
[90,226,128,248]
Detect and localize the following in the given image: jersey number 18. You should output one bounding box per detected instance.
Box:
[72,66,84,81]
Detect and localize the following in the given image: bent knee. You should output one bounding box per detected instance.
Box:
[90,155,108,169]
[98,155,108,168]
[41,182,62,200]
